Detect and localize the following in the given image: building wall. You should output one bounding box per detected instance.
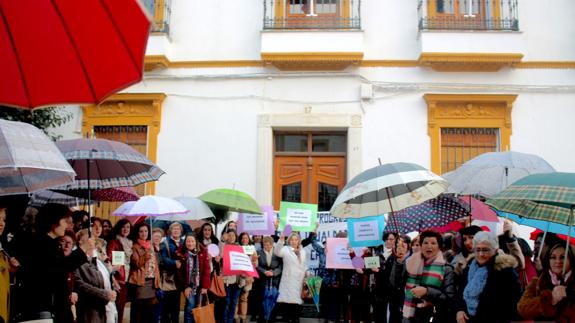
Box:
[58,0,575,203]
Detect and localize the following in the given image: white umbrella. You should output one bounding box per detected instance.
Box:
[154,196,215,221]
[112,195,189,217]
[443,151,556,197]
[0,119,76,195]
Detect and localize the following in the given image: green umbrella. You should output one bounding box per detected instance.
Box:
[487,172,575,273]
[306,276,323,312]
[199,188,261,224]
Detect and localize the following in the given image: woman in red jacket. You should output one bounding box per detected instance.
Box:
[178,233,211,323]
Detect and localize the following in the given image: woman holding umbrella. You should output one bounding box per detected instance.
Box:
[256,236,283,322]
[396,230,456,323]
[274,232,307,323]
[455,232,522,323]
[517,242,575,321]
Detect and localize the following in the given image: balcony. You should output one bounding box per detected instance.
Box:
[261,0,363,70]
[264,0,361,30]
[143,0,172,34]
[143,0,172,71]
[418,0,518,31]
[417,0,523,71]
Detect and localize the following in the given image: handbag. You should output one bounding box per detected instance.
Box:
[301,280,312,300]
[209,272,226,297]
[160,240,178,292]
[192,293,216,323]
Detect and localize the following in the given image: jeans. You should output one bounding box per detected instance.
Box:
[184,292,198,323]
[223,284,242,323]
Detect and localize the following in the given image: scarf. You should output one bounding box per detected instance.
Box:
[402,251,446,319]
[138,239,151,250]
[463,259,489,316]
[550,270,572,286]
[187,250,200,293]
[138,239,156,278]
[117,235,133,282]
[96,258,118,323]
[264,249,273,267]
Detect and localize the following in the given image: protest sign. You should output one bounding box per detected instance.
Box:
[111,251,125,266]
[279,202,318,232]
[237,205,276,235]
[347,215,384,248]
[242,245,256,255]
[223,244,258,278]
[325,238,354,269]
[364,256,381,269]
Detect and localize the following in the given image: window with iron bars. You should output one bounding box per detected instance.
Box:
[264,0,361,30]
[440,128,499,173]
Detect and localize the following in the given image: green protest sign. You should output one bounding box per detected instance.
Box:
[279,201,318,232]
[364,256,380,269]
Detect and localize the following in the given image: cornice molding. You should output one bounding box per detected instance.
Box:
[143,55,575,70]
[419,53,524,71]
[261,52,364,70]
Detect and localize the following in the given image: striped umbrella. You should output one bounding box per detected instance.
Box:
[487,172,575,273]
[56,138,164,190]
[330,162,448,219]
[29,189,91,207]
[0,119,75,195]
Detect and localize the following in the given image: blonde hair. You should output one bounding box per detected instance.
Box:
[287,233,301,247]
[262,236,274,244]
[168,222,183,234]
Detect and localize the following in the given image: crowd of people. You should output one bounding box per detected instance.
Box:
[1,203,575,323]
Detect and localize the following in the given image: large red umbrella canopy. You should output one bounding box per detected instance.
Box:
[0,0,150,109]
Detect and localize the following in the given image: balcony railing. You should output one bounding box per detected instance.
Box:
[264,0,361,30]
[418,0,518,31]
[143,0,172,34]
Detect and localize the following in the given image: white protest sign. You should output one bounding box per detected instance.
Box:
[286,208,312,228]
[364,256,381,269]
[111,251,125,266]
[229,251,254,272]
[353,220,380,242]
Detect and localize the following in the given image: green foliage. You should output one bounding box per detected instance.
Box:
[0,106,72,140]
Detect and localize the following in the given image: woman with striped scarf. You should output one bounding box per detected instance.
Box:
[178,233,211,323]
[401,230,456,323]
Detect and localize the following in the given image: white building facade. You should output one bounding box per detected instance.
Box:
[59,0,575,213]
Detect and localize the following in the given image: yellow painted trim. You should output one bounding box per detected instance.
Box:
[515,61,575,69]
[82,93,166,195]
[424,94,517,174]
[419,52,524,71]
[261,52,364,70]
[143,55,575,70]
[144,55,170,71]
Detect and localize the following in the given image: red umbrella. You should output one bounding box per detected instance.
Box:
[54,186,139,202]
[0,0,150,109]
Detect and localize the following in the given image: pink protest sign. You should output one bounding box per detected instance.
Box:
[222,244,259,278]
[326,238,354,269]
[237,205,276,235]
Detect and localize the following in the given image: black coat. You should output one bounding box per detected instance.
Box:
[256,249,282,288]
[74,259,113,323]
[455,253,522,323]
[17,234,87,322]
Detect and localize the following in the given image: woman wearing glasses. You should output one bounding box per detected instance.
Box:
[455,231,522,323]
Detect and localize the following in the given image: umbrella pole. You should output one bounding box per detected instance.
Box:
[468,195,472,226]
[563,206,574,276]
[385,187,400,234]
[87,158,91,238]
[537,222,549,262]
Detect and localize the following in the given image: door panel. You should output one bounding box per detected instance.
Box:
[274,157,308,210]
[274,156,345,211]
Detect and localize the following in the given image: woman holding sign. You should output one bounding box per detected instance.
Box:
[236,232,257,323]
[274,232,307,323]
[220,229,242,323]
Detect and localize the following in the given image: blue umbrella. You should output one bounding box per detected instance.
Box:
[500,211,571,236]
[263,279,279,321]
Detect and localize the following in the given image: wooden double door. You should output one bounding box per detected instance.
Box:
[274,156,345,211]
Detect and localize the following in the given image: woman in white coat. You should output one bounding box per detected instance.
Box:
[274,232,307,323]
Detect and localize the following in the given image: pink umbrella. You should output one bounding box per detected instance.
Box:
[458,196,499,222]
